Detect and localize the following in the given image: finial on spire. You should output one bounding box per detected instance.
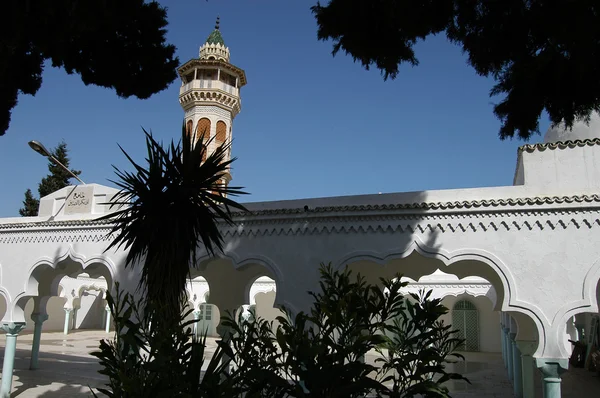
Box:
[215,16,220,30]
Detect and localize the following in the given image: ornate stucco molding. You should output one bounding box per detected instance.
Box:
[233,194,600,217]
[518,138,600,153]
[2,200,600,243]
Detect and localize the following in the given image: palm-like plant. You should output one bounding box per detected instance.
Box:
[99,124,247,322]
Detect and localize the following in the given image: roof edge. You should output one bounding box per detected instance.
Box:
[518,138,600,153]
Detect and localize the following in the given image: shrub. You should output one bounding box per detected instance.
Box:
[93,265,467,397]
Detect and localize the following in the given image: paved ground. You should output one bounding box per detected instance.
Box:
[0,330,598,397]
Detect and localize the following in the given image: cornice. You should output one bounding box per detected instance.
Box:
[401,283,491,289]
[231,194,600,218]
[178,59,247,86]
[1,194,599,235]
[222,215,600,237]
[0,219,112,231]
[179,90,240,116]
[518,138,600,153]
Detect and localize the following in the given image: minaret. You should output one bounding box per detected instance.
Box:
[177,17,247,187]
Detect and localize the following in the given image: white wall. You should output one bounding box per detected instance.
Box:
[75,290,105,329]
[254,290,286,331]
[440,294,501,353]
[0,295,67,332]
[0,290,105,333]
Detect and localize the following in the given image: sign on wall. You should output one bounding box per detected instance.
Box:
[64,185,94,215]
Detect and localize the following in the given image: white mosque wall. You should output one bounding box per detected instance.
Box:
[0,296,67,332]
[74,290,106,329]
[23,297,68,331]
[254,290,286,330]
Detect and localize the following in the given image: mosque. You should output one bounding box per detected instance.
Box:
[1,20,600,398]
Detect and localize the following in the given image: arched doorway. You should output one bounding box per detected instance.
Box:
[453,300,480,352]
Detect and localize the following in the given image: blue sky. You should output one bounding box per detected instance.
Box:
[0,0,549,217]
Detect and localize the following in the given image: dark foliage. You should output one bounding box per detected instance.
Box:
[312,0,600,140]
[90,283,240,397]
[94,265,467,397]
[1,0,178,135]
[98,125,247,324]
[19,189,39,217]
[19,141,80,216]
[222,264,468,397]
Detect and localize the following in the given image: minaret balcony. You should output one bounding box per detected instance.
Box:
[180,80,239,97]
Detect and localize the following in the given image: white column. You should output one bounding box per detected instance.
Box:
[29,313,49,370]
[105,304,111,333]
[1,323,26,398]
[63,308,73,335]
[516,341,537,398]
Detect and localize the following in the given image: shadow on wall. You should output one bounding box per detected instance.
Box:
[0,294,67,333]
[75,290,105,330]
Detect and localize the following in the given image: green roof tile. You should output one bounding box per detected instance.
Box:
[205,17,225,46]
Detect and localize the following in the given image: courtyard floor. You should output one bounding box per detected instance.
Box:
[0,330,598,397]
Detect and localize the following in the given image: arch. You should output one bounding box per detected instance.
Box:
[0,286,11,305]
[195,252,285,295]
[196,118,211,141]
[336,237,547,355]
[215,121,227,144]
[452,299,480,351]
[246,276,277,306]
[7,248,116,323]
[0,288,9,322]
[553,256,600,357]
[557,255,600,325]
[193,256,286,329]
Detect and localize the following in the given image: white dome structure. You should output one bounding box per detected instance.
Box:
[543,111,600,143]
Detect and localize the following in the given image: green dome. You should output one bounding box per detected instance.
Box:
[206,29,225,46]
[205,17,225,46]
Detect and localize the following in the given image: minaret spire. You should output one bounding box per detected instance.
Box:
[215,16,220,30]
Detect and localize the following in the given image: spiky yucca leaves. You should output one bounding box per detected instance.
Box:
[99,124,247,323]
[91,283,239,397]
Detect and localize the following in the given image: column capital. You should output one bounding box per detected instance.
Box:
[193,310,202,320]
[535,358,569,379]
[31,312,49,324]
[64,307,74,313]
[515,340,537,356]
[509,332,517,341]
[1,322,26,335]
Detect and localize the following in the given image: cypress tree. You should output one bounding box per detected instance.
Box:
[19,141,81,216]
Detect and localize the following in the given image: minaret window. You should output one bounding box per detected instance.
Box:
[196,118,211,141]
[186,120,193,136]
[216,121,227,144]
